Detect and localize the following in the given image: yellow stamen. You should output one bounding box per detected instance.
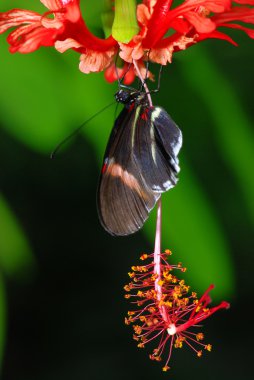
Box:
[205,344,212,351]
[196,333,204,341]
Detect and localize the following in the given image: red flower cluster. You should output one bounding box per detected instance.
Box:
[0,0,254,82]
[124,249,229,371]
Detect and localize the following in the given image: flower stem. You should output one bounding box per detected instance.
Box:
[154,197,162,295]
[132,60,153,107]
[132,60,168,324]
[154,198,170,324]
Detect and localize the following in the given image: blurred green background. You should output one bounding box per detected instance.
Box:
[0,1,253,379]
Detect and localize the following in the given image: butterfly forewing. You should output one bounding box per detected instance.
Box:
[97,104,159,236]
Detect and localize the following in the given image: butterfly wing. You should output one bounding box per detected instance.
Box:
[134,106,183,193]
[152,106,182,172]
[97,105,160,236]
[97,104,182,236]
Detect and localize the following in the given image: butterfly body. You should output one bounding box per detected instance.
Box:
[97,89,182,236]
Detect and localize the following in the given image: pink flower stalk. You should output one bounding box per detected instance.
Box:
[124,202,230,371]
[0,0,254,82]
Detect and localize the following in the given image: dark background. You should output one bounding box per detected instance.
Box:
[0,1,254,379]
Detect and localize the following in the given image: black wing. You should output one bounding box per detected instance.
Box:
[135,106,182,193]
[97,104,182,236]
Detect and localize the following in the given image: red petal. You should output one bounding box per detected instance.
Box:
[79,48,116,74]
[184,11,216,33]
[0,9,41,33]
[7,23,39,46]
[222,22,254,38]
[143,0,231,48]
[213,7,254,24]
[9,26,59,53]
[196,29,238,45]
[104,63,136,84]
[55,37,82,52]
[142,0,173,48]
[40,0,66,10]
[170,17,190,34]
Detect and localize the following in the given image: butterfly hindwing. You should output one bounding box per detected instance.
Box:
[151,106,182,172]
[133,106,183,193]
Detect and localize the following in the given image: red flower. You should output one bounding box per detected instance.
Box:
[0,0,254,80]
[120,0,254,65]
[124,249,229,371]
[0,0,117,74]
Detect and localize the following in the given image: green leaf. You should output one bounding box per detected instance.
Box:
[0,194,35,279]
[0,274,6,372]
[0,38,116,153]
[179,46,254,226]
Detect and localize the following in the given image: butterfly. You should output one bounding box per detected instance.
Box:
[97,86,183,236]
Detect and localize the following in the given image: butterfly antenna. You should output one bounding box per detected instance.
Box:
[153,64,163,93]
[113,52,137,92]
[114,50,122,88]
[114,50,131,87]
[116,62,135,91]
[50,101,114,159]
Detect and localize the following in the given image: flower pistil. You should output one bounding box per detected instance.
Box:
[125,249,230,371]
